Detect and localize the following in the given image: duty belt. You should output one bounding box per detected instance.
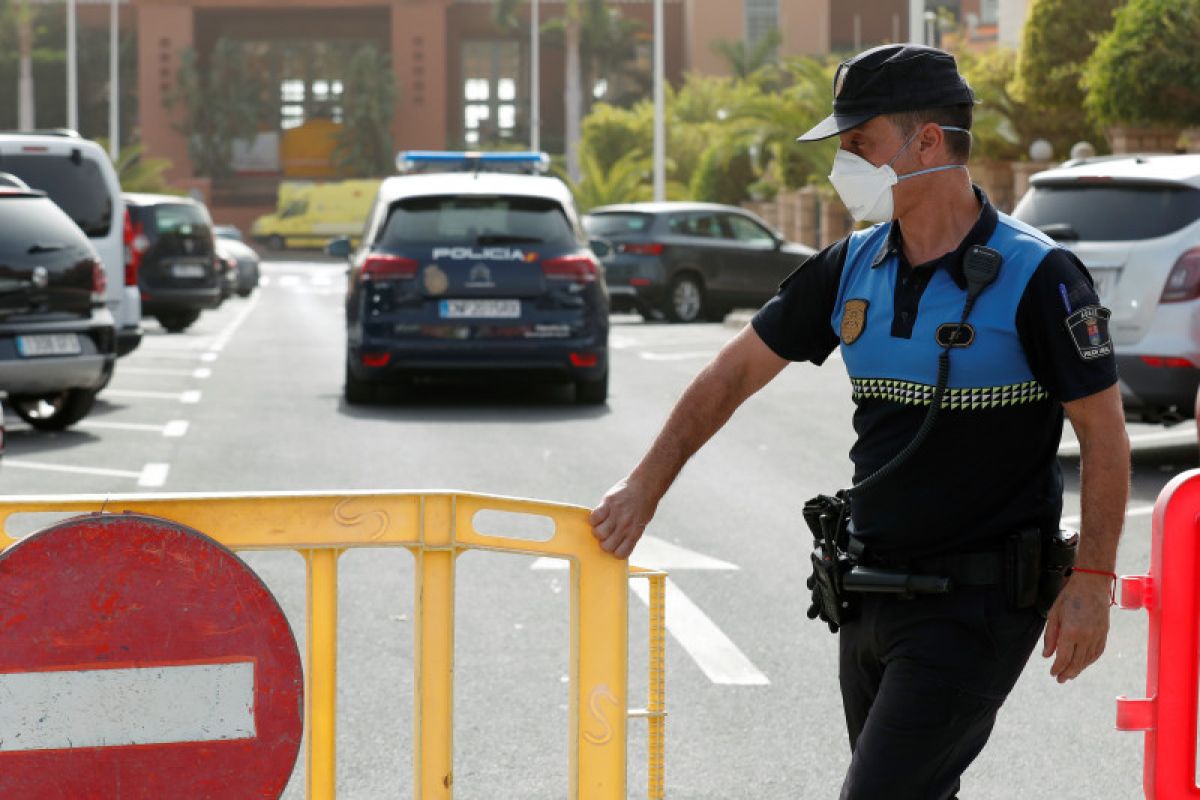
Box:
[850,538,1006,588]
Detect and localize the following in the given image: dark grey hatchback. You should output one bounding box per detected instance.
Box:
[584,202,816,322]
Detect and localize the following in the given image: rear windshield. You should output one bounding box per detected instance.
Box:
[379,195,576,247]
[0,153,112,237]
[584,212,654,237]
[1012,182,1200,242]
[0,195,91,256]
[150,203,211,237]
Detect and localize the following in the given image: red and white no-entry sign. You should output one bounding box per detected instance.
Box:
[0,514,303,799]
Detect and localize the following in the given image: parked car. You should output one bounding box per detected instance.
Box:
[214,229,261,297]
[1012,153,1200,424]
[123,193,222,333]
[329,151,609,404]
[0,130,142,356]
[583,202,817,322]
[214,224,246,242]
[0,187,115,430]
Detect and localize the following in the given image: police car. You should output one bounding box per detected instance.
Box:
[328,152,609,404]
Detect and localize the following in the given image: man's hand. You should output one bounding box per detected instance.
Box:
[1042,572,1113,683]
[590,477,659,560]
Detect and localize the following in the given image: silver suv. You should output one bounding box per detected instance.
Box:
[1013,154,1200,424]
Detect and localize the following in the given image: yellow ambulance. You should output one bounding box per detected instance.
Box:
[251,178,381,250]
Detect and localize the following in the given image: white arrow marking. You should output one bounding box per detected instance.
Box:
[530,535,738,571]
[0,662,255,751]
[630,578,769,686]
[533,537,767,685]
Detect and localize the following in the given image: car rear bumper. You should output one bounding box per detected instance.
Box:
[0,315,116,395]
[608,284,665,314]
[348,338,608,384]
[1116,354,1200,422]
[116,324,143,357]
[141,287,223,313]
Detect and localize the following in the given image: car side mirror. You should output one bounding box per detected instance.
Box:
[326,237,352,258]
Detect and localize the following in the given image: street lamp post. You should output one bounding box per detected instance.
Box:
[530,0,540,152]
[67,0,78,132]
[652,0,665,202]
[109,0,119,160]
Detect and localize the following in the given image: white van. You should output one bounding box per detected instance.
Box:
[0,131,142,356]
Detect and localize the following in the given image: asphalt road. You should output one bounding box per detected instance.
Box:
[2,255,1193,798]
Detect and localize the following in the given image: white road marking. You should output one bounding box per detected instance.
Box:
[201,352,218,363]
[640,350,718,362]
[311,273,333,286]
[192,367,212,379]
[76,420,169,436]
[105,389,198,403]
[279,275,300,287]
[163,420,190,438]
[260,275,271,287]
[630,578,770,686]
[138,463,170,488]
[0,661,255,751]
[1059,428,1195,457]
[531,536,738,571]
[115,367,197,378]
[208,291,261,354]
[132,350,213,362]
[4,460,143,480]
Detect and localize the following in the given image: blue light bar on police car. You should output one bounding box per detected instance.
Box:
[395,150,551,174]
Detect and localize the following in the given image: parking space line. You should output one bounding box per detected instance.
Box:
[131,351,214,362]
[5,460,143,480]
[117,367,200,378]
[138,463,170,488]
[260,276,271,287]
[104,389,201,403]
[74,419,190,438]
[208,292,261,354]
[193,367,212,379]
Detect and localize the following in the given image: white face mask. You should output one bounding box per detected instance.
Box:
[828,126,970,223]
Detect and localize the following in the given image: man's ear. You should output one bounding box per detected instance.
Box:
[917,123,945,163]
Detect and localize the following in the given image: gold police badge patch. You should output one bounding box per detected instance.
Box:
[424,265,449,295]
[841,299,869,345]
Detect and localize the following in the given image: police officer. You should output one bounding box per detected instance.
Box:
[590,45,1131,798]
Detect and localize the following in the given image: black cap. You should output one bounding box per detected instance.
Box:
[797,44,976,142]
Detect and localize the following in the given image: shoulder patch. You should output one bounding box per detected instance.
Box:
[1064,305,1113,361]
[841,299,869,345]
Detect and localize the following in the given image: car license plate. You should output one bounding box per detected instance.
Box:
[439,299,520,319]
[16,334,82,357]
[172,263,207,279]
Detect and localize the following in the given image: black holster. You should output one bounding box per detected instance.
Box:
[803,493,859,632]
[1005,527,1079,618]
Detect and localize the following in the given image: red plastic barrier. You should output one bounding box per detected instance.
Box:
[1117,469,1200,799]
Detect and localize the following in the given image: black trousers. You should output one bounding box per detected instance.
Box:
[837,585,1045,800]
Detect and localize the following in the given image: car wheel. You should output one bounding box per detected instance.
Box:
[575,372,608,405]
[10,388,98,432]
[267,235,285,251]
[157,310,201,334]
[344,363,378,405]
[237,288,253,298]
[664,274,705,323]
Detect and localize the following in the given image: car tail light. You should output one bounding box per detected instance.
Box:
[630,277,653,287]
[570,352,599,367]
[90,259,107,303]
[542,254,598,283]
[1140,356,1196,369]
[363,254,419,280]
[1160,248,1200,303]
[618,242,664,256]
[361,352,391,367]
[123,210,148,287]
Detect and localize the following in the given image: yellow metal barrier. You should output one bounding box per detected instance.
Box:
[0,491,665,799]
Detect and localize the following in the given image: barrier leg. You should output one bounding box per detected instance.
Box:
[303,548,343,800]
[647,573,666,800]
[572,556,628,799]
[415,497,457,798]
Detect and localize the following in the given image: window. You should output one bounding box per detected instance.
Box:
[280,200,309,219]
[1012,183,1200,242]
[584,213,653,237]
[1,154,113,238]
[380,196,576,247]
[668,212,725,239]
[980,0,999,25]
[279,78,345,130]
[724,214,776,246]
[745,0,779,48]
[461,41,521,146]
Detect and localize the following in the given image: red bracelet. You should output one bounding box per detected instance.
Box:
[1071,567,1118,605]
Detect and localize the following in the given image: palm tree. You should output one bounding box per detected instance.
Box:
[711,29,782,80]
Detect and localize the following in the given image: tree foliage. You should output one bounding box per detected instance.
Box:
[95,138,175,194]
[166,40,268,178]
[1084,0,1200,128]
[710,29,782,80]
[1011,0,1122,155]
[957,49,1035,161]
[332,45,398,177]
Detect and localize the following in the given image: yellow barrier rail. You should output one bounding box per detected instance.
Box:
[0,491,666,799]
